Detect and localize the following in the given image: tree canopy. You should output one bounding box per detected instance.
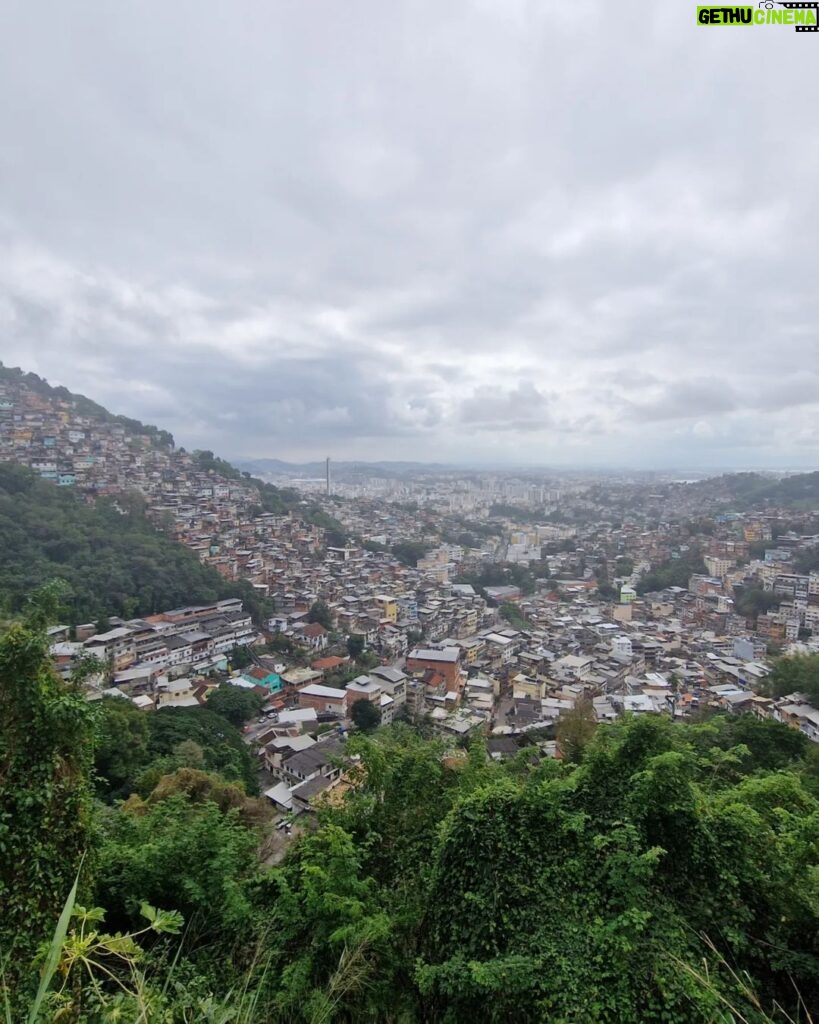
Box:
[636,550,707,594]
[144,706,258,794]
[456,561,538,597]
[5,598,819,1022]
[350,697,381,732]
[93,695,151,800]
[0,463,265,623]
[96,791,259,941]
[734,582,781,619]
[765,653,819,704]
[499,601,530,629]
[347,634,365,659]
[307,599,333,630]
[0,586,95,989]
[91,699,259,801]
[391,541,432,567]
[206,682,265,727]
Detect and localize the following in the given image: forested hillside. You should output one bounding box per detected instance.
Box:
[636,549,708,594]
[2,594,819,1022]
[689,470,819,510]
[0,464,265,622]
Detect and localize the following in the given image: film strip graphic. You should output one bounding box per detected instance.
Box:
[775,1,819,31]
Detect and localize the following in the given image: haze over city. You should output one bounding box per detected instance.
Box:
[1,0,817,469]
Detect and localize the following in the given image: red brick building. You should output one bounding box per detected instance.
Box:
[297,683,348,716]
[405,646,462,691]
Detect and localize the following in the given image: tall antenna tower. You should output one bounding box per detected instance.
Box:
[326,457,331,496]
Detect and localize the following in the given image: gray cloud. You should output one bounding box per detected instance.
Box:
[624,379,739,422]
[460,382,552,431]
[0,0,817,468]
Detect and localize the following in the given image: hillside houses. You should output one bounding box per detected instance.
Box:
[9,367,819,754]
[50,597,258,702]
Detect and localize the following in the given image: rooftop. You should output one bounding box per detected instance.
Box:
[408,646,460,663]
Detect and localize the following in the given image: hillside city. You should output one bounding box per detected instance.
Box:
[4,0,819,1016]
[2,365,819,818]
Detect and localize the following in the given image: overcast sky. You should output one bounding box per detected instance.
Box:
[1,1,817,470]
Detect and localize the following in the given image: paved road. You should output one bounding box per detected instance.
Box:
[243,717,277,744]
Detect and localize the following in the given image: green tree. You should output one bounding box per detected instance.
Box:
[734,582,780,619]
[710,713,808,771]
[230,642,254,670]
[206,682,264,727]
[328,728,460,892]
[456,561,537,597]
[144,707,258,794]
[346,634,365,659]
[95,793,259,941]
[351,698,381,732]
[391,541,431,567]
[0,584,96,992]
[268,632,295,655]
[636,550,707,595]
[94,696,150,800]
[614,556,634,576]
[132,766,269,828]
[192,449,243,480]
[416,715,819,1022]
[357,649,381,670]
[362,538,389,554]
[174,738,206,768]
[249,825,397,1021]
[324,528,348,548]
[765,653,819,703]
[0,463,270,624]
[499,601,529,629]
[307,600,333,630]
[555,695,597,763]
[747,539,768,560]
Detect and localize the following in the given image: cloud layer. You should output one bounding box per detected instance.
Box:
[1,0,817,469]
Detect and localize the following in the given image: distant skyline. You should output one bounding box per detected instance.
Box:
[1,1,817,470]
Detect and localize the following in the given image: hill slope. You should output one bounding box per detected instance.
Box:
[0,364,345,620]
[0,361,331,521]
[686,471,819,510]
[0,463,264,623]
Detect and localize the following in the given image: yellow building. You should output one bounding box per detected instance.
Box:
[511,673,546,700]
[458,636,484,663]
[375,594,398,623]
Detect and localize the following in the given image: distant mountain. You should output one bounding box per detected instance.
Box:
[234,457,457,480]
[685,471,819,510]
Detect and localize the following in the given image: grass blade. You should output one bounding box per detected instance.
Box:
[27,868,81,1024]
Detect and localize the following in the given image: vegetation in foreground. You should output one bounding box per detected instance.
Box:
[2,589,819,1022]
